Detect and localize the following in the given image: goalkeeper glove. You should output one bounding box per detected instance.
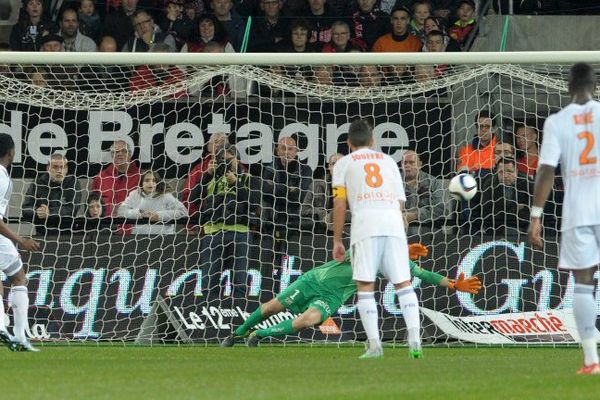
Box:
[448,273,482,294]
[408,243,428,260]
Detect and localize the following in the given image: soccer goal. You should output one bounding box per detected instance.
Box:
[0,51,594,346]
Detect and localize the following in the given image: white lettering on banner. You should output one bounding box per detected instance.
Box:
[420,308,597,345]
[5,111,410,168]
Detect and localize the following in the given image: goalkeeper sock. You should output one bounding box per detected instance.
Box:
[573,284,599,366]
[10,286,28,343]
[0,295,5,332]
[235,306,265,336]
[396,287,421,348]
[255,319,296,338]
[357,292,380,348]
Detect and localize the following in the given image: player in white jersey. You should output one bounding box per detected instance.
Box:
[332,119,422,359]
[528,63,600,375]
[0,133,40,352]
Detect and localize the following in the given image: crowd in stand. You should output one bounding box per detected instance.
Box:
[1,0,480,91]
[21,109,559,241]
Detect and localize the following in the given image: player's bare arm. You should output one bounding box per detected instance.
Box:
[0,219,39,251]
[332,187,347,261]
[527,164,555,249]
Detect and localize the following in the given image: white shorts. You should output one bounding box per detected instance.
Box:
[559,225,600,270]
[351,236,410,284]
[0,238,22,277]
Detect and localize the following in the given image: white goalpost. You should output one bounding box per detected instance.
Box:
[0,51,590,345]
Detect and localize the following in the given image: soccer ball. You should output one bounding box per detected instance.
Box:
[448,173,477,201]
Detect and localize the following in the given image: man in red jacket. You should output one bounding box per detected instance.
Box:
[91,140,140,218]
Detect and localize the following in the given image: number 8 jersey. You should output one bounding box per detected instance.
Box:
[540,99,600,231]
[332,148,406,245]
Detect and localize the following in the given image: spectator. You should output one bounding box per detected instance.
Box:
[10,0,58,51]
[423,15,461,52]
[431,0,456,21]
[118,170,187,235]
[350,0,390,50]
[102,0,139,51]
[22,153,81,236]
[448,0,476,49]
[317,21,367,86]
[182,132,228,227]
[410,0,432,42]
[210,0,244,51]
[123,10,178,52]
[515,123,540,177]
[78,192,112,232]
[159,0,195,50]
[494,137,516,164]
[401,150,446,235]
[189,143,255,296]
[37,34,83,90]
[184,0,199,20]
[78,36,133,92]
[273,19,318,82]
[456,110,498,174]
[181,13,234,52]
[372,6,421,82]
[59,7,96,52]
[91,140,141,219]
[304,0,340,49]
[78,0,101,41]
[473,158,533,236]
[415,30,449,81]
[261,136,312,242]
[129,43,187,96]
[247,0,286,52]
[301,153,350,234]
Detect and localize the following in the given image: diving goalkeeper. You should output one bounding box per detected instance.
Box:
[221,244,481,347]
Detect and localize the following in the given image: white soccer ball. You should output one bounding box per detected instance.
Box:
[448,173,478,201]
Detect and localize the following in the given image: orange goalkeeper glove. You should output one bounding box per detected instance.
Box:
[448,273,482,294]
[408,243,428,260]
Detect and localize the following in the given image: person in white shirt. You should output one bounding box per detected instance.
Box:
[59,7,96,52]
[118,170,187,235]
[331,119,421,359]
[0,133,40,352]
[529,62,600,375]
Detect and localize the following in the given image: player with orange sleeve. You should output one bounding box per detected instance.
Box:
[529,62,600,375]
[331,119,421,359]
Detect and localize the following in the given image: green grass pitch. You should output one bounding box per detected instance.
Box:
[2,345,599,399]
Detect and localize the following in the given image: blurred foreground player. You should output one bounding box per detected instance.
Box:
[0,133,40,352]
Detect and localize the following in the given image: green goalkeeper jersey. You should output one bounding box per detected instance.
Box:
[304,251,444,305]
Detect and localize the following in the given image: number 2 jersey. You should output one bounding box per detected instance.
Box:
[540,99,600,231]
[332,148,406,244]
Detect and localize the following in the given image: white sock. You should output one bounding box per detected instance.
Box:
[10,286,28,343]
[573,284,599,366]
[396,287,421,348]
[0,295,5,332]
[357,292,380,348]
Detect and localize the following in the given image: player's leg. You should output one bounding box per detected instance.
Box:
[559,226,600,374]
[252,307,323,340]
[382,236,422,358]
[3,259,37,352]
[221,298,285,347]
[353,237,383,358]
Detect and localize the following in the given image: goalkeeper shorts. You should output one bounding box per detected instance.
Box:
[276,276,342,322]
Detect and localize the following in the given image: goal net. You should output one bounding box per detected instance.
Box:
[0,52,585,345]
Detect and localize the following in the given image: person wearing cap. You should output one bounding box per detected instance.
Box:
[158,0,195,50]
[448,0,476,49]
[58,7,96,52]
[39,32,64,51]
[9,0,58,51]
[189,142,257,297]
